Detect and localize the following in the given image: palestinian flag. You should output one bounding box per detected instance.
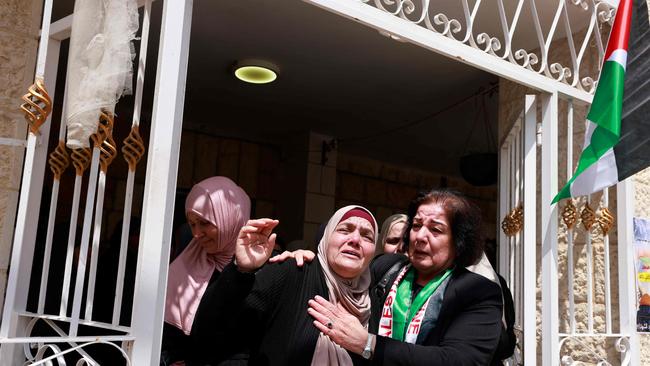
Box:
[554,0,650,202]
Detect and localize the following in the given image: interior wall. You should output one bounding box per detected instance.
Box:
[173,130,304,248]
[168,132,500,251]
[335,153,498,242]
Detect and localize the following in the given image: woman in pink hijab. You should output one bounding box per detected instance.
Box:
[161,176,250,366]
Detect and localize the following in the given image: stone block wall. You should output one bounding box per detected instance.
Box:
[0,0,43,315]
[59,130,287,265]
[167,130,330,250]
[335,153,498,240]
[302,133,337,247]
[139,130,284,244]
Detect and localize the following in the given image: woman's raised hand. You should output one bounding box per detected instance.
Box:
[235,218,279,272]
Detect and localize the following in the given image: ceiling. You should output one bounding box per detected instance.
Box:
[51,0,594,177]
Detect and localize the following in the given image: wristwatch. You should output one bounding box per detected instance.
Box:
[362,333,375,360]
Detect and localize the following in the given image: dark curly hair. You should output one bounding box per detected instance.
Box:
[403,188,484,267]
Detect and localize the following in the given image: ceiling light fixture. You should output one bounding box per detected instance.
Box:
[234,60,279,84]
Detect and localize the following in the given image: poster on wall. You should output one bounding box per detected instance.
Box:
[634,217,650,332]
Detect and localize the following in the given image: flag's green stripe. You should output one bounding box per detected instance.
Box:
[586,61,625,136]
[551,126,617,202]
[552,61,625,203]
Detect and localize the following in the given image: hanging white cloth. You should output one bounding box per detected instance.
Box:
[65,0,139,148]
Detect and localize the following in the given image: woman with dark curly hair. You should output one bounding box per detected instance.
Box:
[308,188,503,365]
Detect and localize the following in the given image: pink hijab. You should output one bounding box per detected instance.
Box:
[164,176,250,334]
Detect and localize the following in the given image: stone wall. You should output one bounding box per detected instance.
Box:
[165,130,285,244]
[302,133,337,248]
[335,153,498,240]
[0,0,42,315]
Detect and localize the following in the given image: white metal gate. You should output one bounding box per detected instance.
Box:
[0,0,194,364]
[498,94,537,365]
[498,94,639,365]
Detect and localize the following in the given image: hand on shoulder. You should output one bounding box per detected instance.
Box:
[268,249,316,267]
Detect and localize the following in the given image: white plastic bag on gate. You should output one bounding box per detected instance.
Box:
[65,0,139,149]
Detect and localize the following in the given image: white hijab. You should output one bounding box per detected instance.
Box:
[311,205,378,366]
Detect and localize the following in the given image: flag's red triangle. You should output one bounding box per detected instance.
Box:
[604,0,634,59]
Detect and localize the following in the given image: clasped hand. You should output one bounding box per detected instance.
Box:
[307,295,369,355]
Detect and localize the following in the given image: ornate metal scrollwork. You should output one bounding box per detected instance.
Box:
[562,200,578,229]
[596,3,615,23]
[22,317,133,365]
[580,203,596,230]
[571,0,589,11]
[87,110,118,172]
[48,141,70,180]
[580,77,596,94]
[71,147,92,176]
[501,214,513,236]
[501,204,524,237]
[511,205,523,234]
[616,337,631,365]
[357,0,616,95]
[90,110,114,148]
[561,355,588,365]
[550,62,573,83]
[99,134,118,172]
[21,78,53,134]
[25,341,131,366]
[122,125,146,172]
[476,33,502,55]
[559,336,631,366]
[597,207,614,235]
[514,49,540,70]
[429,13,462,38]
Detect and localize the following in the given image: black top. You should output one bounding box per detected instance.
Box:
[368,254,503,366]
[190,259,366,366]
[491,274,517,365]
[161,269,222,366]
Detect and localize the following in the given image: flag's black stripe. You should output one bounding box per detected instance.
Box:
[615,0,650,181]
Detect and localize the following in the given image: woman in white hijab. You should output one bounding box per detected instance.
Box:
[191,206,378,365]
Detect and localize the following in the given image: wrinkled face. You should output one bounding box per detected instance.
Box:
[187,211,220,254]
[383,222,406,254]
[408,201,455,281]
[326,216,376,279]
